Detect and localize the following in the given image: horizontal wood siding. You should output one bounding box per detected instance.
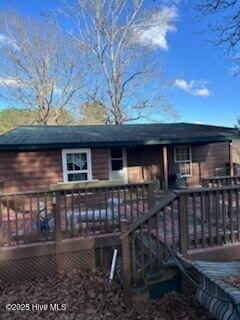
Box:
[127,146,163,183]
[0,148,110,192]
[199,142,230,178]
[91,148,109,180]
[168,142,230,187]
[0,150,63,192]
[0,142,230,192]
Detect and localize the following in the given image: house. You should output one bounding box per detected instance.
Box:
[0,123,238,193]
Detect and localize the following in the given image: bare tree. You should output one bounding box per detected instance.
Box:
[196,1,240,57]
[59,0,178,124]
[0,11,86,124]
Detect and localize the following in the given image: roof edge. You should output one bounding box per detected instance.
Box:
[0,135,236,151]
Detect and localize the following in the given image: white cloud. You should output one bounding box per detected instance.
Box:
[0,77,24,87]
[0,34,19,50]
[193,121,204,124]
[0,34,9,44]
[133,7,178,50]
[174,78,212,97]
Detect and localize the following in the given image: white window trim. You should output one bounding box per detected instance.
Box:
[62,148,92,182]
[174,145,192,177]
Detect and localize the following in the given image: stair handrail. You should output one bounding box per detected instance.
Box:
[121,193,178,239]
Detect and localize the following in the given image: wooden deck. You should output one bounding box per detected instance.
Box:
[0,182,154,247]
[120,176,240,304]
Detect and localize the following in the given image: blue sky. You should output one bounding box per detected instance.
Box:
[0,0,239,127]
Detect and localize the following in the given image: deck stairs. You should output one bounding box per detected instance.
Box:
[118,230,177,298]
[119,186,240,319]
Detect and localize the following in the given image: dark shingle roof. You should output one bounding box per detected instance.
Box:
[0,123,237,151]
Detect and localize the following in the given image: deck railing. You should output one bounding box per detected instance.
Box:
[175,186,240,252]
[121,184,240,300]
[0,182,155,247]
[202,175,240,188]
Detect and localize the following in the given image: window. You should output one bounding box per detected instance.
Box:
[174,145,192,177]
[62,149,92,182]
[110,147,124,171]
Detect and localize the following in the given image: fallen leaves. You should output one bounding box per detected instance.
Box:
[0,269,213,320]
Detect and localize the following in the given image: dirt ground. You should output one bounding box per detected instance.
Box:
[0,269,213,320]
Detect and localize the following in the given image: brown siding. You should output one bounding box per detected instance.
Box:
[198,142,230,178]
[0,148,110,193]
[127,146,163,183]
[91,148,109,180]
[0,150,63,192]
[0,142,231,192]
[168,142,230,187]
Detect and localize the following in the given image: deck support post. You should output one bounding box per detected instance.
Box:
[121,219,132,308]
[179,193,188,256]
[229,141,234,176]
[0,199,3,247]
[163,146,169,192]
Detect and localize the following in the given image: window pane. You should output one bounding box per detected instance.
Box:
[67,163,74,171]
[175,146,191,162]
[68,173,88,181]
[112,159,123,170]
[111,147,122,159]
[74,153,88,170]
[66,153,74,171]
[67,154,73,163]
[177,162,191,176]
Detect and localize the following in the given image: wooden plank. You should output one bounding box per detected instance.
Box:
[54,192,62,242]
[215,190,220,245]
[121,219,132,308]
[163,206,167,244]
[122,193,177,238]
[236,189,240,242]
[0,234,118,261]
[229,189,234,243]
[200,192,206,248]
[170,201,175,249]
[13,195,19,245]
[178,194,188,255]
[192,192,197,248]
[163,146,168,191]
[222,190,227,243]
[229,141,234,176]
[0,198,3,246]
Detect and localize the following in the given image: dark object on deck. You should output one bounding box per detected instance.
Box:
[176,173,187,189]
[36,201,54,233]
[37,219,50,232]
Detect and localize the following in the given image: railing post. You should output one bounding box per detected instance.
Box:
[148,183,155,209]
[0,198,3,246]
[53,191,62,242]
[178,193,188,256]
[121,219,132,308]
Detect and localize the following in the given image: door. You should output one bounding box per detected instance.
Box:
[109,147,127,182]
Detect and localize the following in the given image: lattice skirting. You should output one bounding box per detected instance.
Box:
[95,245,121,269]
[0,249,96,283]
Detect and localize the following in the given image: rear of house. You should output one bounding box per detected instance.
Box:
[0,123,238,193]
